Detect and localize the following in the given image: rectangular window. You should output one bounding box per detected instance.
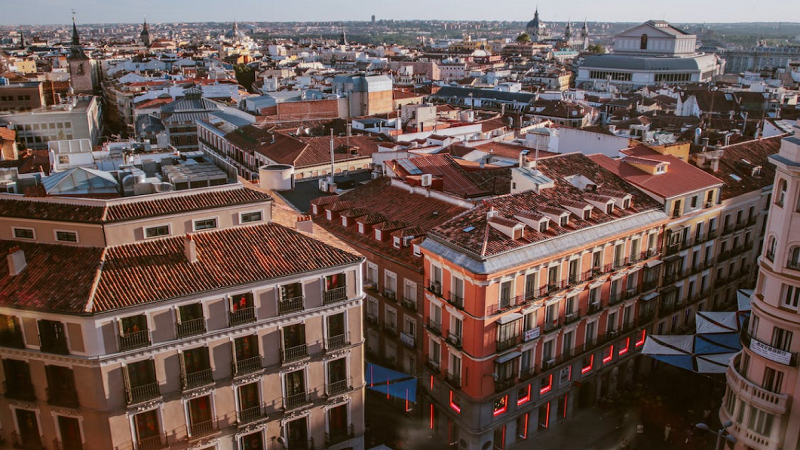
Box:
[783,285,800,309]
[493,395,508,416]
[747,406,774,436]
[193,218,218,231]
[771,327,793,352]
[12,227,35,239]
[539,374,553,394]
[55,230,78,242]
[144,225,170,238]
[240,211,263,223]
[517,384,531,405]
[762,367,784,394]
[602,345,613,364]
[517,413,529,440]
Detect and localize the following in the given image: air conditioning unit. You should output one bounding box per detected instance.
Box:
[318,179,328,192]
[544,358,556,369]
[384,290,396,300]
[566,312,578,321]
[430,281,441,295]
[609,330,619,337]
[366,315,378,324]
[421,173,433,187]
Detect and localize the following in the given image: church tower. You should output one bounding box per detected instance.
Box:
[140,17,151,47]
[564,21,572,40]
[526,7,548,42]
[581,19,589,50]
[67,15,94,94]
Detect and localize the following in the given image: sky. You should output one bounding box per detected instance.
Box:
[2,0,799,25]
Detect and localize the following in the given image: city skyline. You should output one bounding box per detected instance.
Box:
[2,0,799,26]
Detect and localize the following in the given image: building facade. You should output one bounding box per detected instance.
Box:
[0,97,102,150]
[720,123,800,450]
[0,183,366,450]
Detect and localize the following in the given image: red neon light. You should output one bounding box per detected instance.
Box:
[405,389,410,412]
[521,413,529,439]
[430,404,434,429]
[370,366,374,387]
[545,402,550,428]
[618,337,630,356]
[501,424,506,448]
[430,375,434,390]
[387,377,390,399]
[603,346,614,364]
[635,329,646,347]
[563,393,568,418]
[493,396,508,416]
[517,385,531,406]
[581,355,594,374]
[449,391,461,413]
[539,374,552,395]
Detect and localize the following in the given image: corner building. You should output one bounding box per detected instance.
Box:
[419,153,670,449]
[0,184,365,450]
[721,122,800,450]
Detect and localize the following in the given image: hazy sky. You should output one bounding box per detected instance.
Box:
[2,0,799,25]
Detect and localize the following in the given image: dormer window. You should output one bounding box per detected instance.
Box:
[326,210,333,220]
[513,226,524,240]
[539,221,549,233]
[606,203,614,214]
[375,229,382,241]
[413,244,421,257]
[655,164,666,174]
[622,199,630,209]
[583,210,591,220]
[358,223,365,234]
[560,215,568,227]
[403,236,414,246]
[341,217,348,227]
[393,236,401,249]
[312,204,319,214]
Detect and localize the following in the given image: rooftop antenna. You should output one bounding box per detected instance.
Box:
[329,129,335,184]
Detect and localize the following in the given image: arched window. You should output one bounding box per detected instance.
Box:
[776,178,787,206]
[640,34,648,50]
[766,236,777,261]
[788,246,800,270]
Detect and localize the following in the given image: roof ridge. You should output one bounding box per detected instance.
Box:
[83,247,108,313]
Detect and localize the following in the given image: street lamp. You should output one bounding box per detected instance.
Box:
[696,421,737,450]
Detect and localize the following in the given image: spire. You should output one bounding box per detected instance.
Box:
[565,20,572,39]
[140,15,151,47]
[71,14,80,47]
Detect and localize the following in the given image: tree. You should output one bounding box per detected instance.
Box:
[516,32,531,43]
[234,64,255,92]
[587,44,606,54]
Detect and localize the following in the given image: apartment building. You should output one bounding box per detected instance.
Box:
[720,124,800,450]
[309,176,470,383]
[418,153,670,449]
[0,183,366,450]
[0,97,102,150]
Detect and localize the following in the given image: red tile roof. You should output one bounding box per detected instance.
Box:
[590,145,723,199]
[0,127,15,142]
[388,154,504,198]
[0,223,362,314]
[703,135,785,200]
[0,186,271,224]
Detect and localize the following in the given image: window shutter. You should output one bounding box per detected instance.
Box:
[117,317,125,337]
[174,306,182,325]
[122,364,132,402]
[231,338,238,374]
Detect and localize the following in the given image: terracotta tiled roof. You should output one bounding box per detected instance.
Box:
[0,223,362,314]
[0,127,15,141]
[389,154,503,198]
[0,186,271,224]
[703,135,784,200]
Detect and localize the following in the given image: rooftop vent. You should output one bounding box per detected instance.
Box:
[184,233,197,263]
[7,246,26,276]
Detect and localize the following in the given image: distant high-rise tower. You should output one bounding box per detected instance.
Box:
[140,17,151,47]
[339,28,348,46]
[67,15,94,94]
[371,15,376,24]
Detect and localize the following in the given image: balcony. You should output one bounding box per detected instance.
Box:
[727,359,788,414]
[228,306,256,327]
[383,289,397,302]
[326,424,355,446]
[494,377,516,393]
[188,419,219,441]
[53,439,83,450]
[446,332,463,349]
[426,279,443,297]
[496,335,519,352]
[233,356,263,376]
[486,295,526,316]
[11,432,43,450]
[118,330,151,351]
[46,387,79,408]
[125,381,160,405]
[135,433,168,450]
[445,372,462,389]
[324,286,348,305]
[182,368,213,391]
[281,343,309,363]
[4,381,35,402]
[587,302,602,316]
[544,318,562,333]
[519,365,540,381]
[425,356,440,373]
[325,332,350,352]
[284,391,311,411]
[658,303,676,318]
[176,318,206,338]
[0,328,25,349]
[237,403,267,426]
[787,259,800,271]
[278,296,304,315]
[608,291,624,306]
[401,296,418,311]
[642,279,658,292]
[564,312,581,325]
[425,318,442,336]
[326,377,353,396]
[448,292,464,309]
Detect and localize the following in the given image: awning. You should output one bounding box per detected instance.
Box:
[737,289,753,311]
[641,292,660,301]
[496,351,522,364]
[696,311,739,334]
[645,259,663,268]
[497,312,523,325]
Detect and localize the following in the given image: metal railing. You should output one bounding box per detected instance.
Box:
[326,424,354,446]
[519,365,540,381]
[324,286,348,304]
[125,381,160,405]
[11,432,43,450]
[587,302,602,315]
[182,368,213,390]
[496,335,519,352]
[787,259,800,271]
[402,296,418,311]
[426,279,443,296]
[176,318,206,338]
[4,381,35,402]
[228,307,256,326]
[278,296,304,315]
[446,332,463,349]
[544,318,562,333]
[326,377,352,396]
[0,329,25,349]
[46,387,79,408]
[237,403,267,425]
[425,318,442,336]
[494,377,516,393]
[233,355,262,376]
[135,433,168,450]
[284,391,310,411]
[445,372,462,388]
[325,333,350,352]
[281,344,308,363]
[53,438,83,450]
[564,312,581,325]
[188,419,219,440]
[118,330,151,351]
[448,292,464,309]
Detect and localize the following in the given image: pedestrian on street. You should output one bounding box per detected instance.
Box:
[664,423,672,443]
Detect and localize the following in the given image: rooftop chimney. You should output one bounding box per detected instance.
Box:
[7,246,27,276]
[184,234,197,263]
[296,215,314,234]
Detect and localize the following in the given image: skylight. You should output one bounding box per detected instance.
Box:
[463,226,476,233]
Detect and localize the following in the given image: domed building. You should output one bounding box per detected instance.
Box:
[225,20,248,42]
[525,7,549,42]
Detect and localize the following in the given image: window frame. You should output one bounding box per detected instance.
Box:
[12,227,35,240]
[239,210,264,224]
[192,217,219,232]
[144,224,171,239]
[54,229,79,243]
